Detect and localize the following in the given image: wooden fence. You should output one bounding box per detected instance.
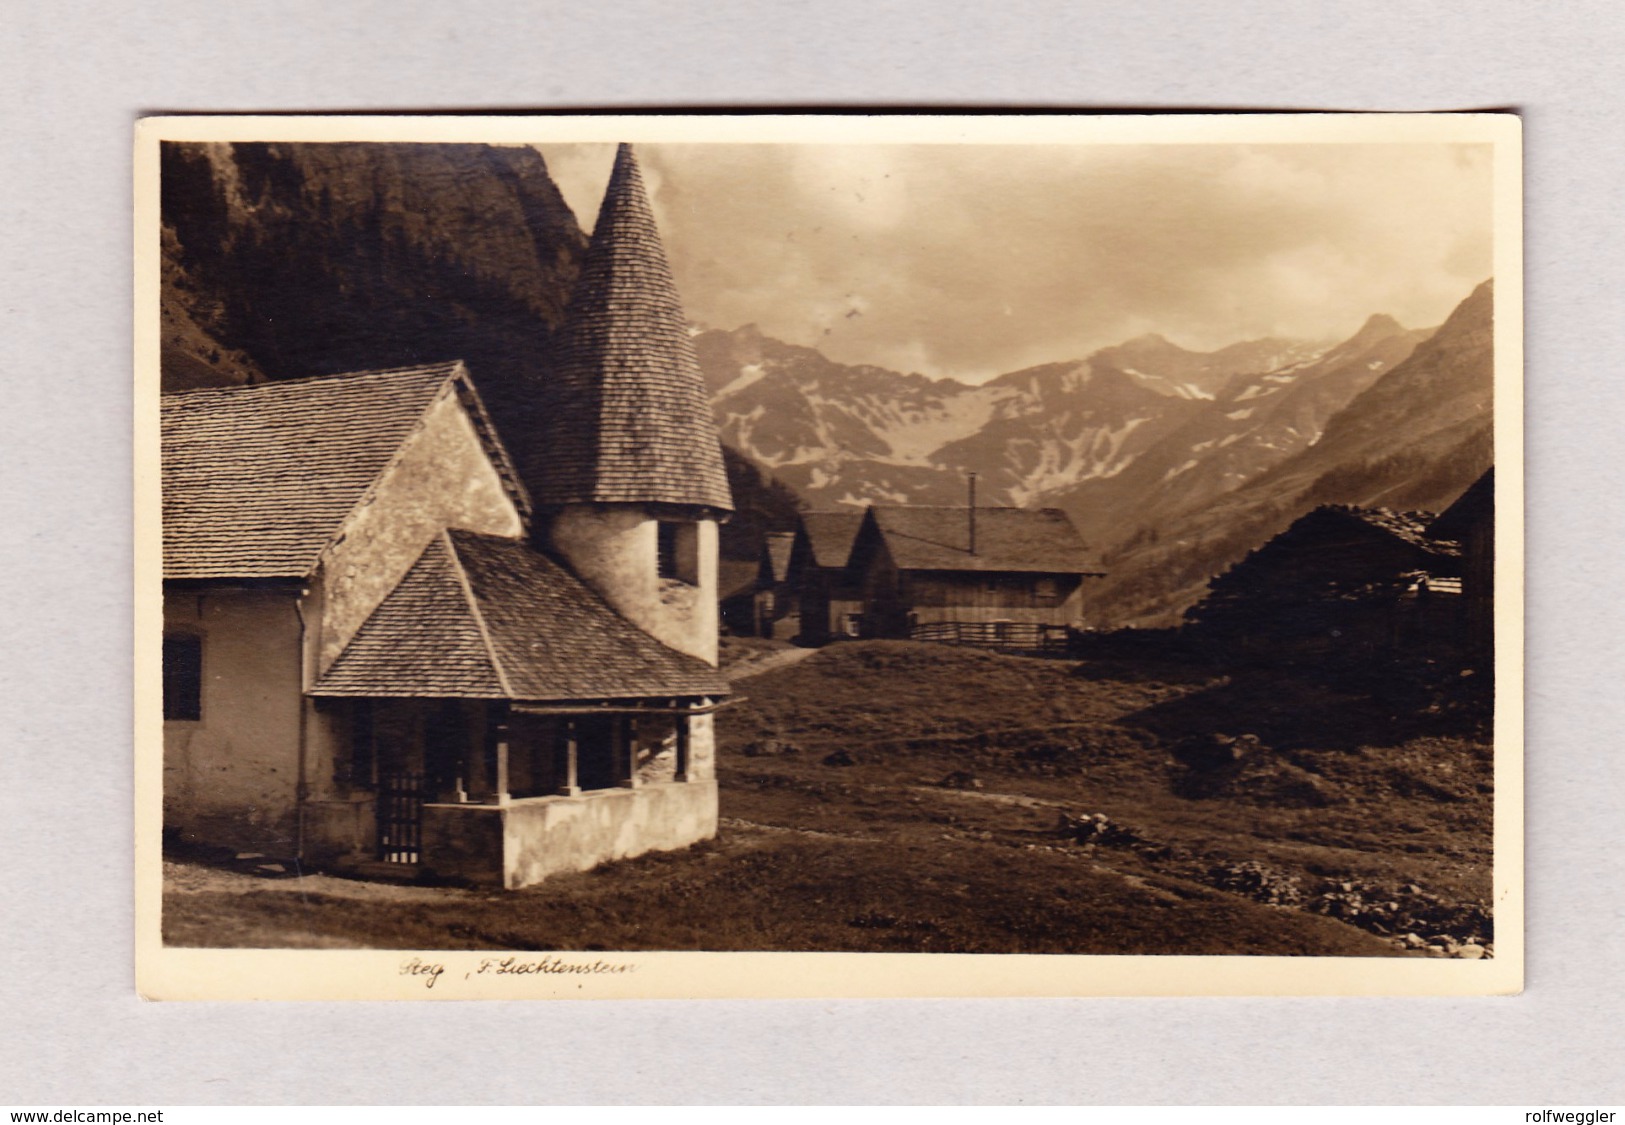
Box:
[908,620,1072,655]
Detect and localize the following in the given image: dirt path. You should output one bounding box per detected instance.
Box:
[162,860,483,904]
[726,645,818,681]
[718,815,865,842]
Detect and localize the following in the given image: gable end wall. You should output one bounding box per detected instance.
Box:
[316,390,524,673]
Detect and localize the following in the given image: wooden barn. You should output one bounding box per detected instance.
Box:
[786,509,868,644]
[750,531,799,638]
[1430,468,1495,667]
[160,144,735,889]
[846,505,1102,651]
[1185,505,1464,660]
[716,531,798,639]
[717,557,763,637]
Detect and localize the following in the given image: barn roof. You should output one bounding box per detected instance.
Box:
[1323,506,1458,556]
[717,558,761,602]
[161,362,528,580]
[525,143,732,512]
[763,532,796,583]
[797,510,867,569]
[1193,504,1463,621]
[1429,468,1494,540]
[312,529,728,701]
[866,506,1100,575]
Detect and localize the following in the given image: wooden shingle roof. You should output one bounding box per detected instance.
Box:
[797,510,867,569]
[717,558,761,601]
[526,143,732,512]
[312,530,729,701]
[308,533,508,697]
[764,532,796,583]
[867,506,1100,575]
[161,362,528,579]
[1331,506,1459,557]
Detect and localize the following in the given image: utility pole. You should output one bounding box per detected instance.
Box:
[967,471,978,556]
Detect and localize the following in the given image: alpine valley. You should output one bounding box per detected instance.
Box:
[159,141,1493,628]
[694,280,1492,625]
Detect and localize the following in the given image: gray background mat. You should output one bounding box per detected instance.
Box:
[3,0,1619,1104]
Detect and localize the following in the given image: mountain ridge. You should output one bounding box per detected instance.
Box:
[697,322,1353,514]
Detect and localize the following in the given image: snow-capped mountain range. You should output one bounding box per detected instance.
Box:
[694,316,1417,523]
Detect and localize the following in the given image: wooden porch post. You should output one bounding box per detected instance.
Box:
[674,710,693,783]
[493,714,511,807]
[558,719,580,796]
[620,716,639,788]
[465,714,491,803]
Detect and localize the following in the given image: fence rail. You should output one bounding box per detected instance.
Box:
[908,620,1072,655]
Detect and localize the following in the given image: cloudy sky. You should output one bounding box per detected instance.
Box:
[538,142,1493,384]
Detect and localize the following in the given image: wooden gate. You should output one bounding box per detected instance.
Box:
[377,771,426,864]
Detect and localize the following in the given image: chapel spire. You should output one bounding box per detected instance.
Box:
[528,143,733,512]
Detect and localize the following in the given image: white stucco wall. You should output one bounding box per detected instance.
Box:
[545,506,719,665]
[162,588,305,851]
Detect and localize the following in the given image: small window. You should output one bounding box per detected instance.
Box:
[658,522,679,579]
[1035,577,1059,601]
[656,521,700,585]
[163,634,202,721]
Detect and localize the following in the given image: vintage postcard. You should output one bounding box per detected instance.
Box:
[134,113,1522,999]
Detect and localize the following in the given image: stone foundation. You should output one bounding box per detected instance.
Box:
[419,779,718,889]
[301,795,377,863]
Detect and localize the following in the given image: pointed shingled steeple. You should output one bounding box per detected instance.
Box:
[528,143,733,512]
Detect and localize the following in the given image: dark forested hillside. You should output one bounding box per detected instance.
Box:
[159,141,588,457]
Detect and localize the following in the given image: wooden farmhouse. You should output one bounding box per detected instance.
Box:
[1429,468,1495,666]
[750,531,799,639]
[1186,504,1464,660]
[785,509,869,644]
[717,531,797,639]
[716,557,763,637]
[160,144,734,889]
[845,505,1102,650]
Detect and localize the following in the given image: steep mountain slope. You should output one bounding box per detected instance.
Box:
[159,141,589,452]
[1054,314,1432,545]
[1258,281,1494,507]
[1090,281,1495,625]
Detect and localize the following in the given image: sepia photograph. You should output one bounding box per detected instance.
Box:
[134,114,1521,999]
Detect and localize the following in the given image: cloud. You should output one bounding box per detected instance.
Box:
[537,141,1493,383]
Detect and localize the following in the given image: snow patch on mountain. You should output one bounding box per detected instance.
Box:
[715,362,768,399]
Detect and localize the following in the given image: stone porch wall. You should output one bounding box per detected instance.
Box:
[418,779,718,889]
